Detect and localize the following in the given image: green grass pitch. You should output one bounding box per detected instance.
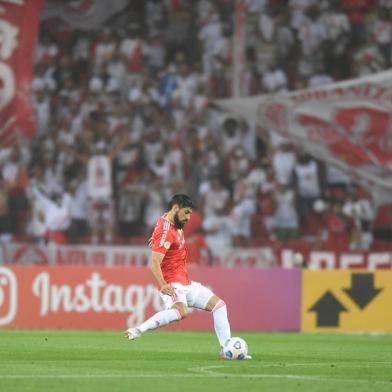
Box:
[0,330,391,392]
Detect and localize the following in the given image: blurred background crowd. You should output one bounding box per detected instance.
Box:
[1,0,392,259]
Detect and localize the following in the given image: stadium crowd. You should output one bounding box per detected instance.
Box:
[1,0,392,259]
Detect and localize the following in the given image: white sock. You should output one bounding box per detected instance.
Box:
[212,300,231,347]
[137,308,182,333]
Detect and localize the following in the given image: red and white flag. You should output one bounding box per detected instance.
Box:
[217,71,392,204]
[0,0,43,145]
[41,0,129,30]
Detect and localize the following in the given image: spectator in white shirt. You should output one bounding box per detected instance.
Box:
[27,193,46,245]
[118,180,146,238]
[198,12,223,74]
[342,187,375,250]
[289,0,316,31]
[273,184,299,241]
[307,63,334,88]
[246,0,267,14]
[352,35,385,77]
[67,175,89,243]
[94,29,116,73]
[262,61,288,93]
[298,5,328,56]
[106,49,127,94]
[276,12,296,64]
[219,116,242,156]
[175,64,199,109]
[32,90,51,138]
[200,176,230,217]
[230,179,256,246]
[294,153,323,222]
[272,142,296,186]
[29,185,72,245]
[202,205,233,255]
[145,34,166,78]
[258,6,278,43]
[32,64,57,92]
[372,9,392,66]
[149,150,172,186]
[225,145,253,185]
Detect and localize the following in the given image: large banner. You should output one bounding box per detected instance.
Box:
[0,0,43,145]
[0,266,301,330]
[2,266,390,332]
[217,71,392,205]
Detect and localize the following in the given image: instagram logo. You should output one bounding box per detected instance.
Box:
[0,267,17,326]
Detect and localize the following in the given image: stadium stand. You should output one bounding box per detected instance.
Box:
[0,0,391,257]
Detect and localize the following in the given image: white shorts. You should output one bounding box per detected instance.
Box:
[160,281,214,310]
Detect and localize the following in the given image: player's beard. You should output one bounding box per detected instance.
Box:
[174,212,185,229]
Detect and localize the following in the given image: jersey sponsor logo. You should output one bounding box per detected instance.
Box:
[159,220,170,248]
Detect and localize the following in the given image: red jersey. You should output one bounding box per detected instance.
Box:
[151,215,191,286]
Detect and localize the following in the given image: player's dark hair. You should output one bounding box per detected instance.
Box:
[168,194,195,210]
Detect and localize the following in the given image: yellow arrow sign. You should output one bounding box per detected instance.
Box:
[302,270,392,332]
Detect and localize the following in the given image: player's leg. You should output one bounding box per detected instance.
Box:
[124,284,188,340]
[206,292,252,359]
[124,304,186,340]
[204,294,252,359]
[188,282,231,349]
[205,295,232,349]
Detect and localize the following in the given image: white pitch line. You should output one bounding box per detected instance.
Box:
[0,375,198,379]
[0,362,391,383]
[236,361,392,368]
[0,373,389,384]
[188,365,392,385]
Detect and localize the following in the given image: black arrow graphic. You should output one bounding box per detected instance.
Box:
[344,273,383,309]
[309,291,347,327]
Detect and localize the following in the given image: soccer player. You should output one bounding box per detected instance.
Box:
[124,194,251,359]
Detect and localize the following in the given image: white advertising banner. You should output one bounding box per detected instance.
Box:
[1,243,390,269]
[217,70,392,204]
[0,243,276,268]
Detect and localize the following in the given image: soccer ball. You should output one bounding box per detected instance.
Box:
[223,337,248,360]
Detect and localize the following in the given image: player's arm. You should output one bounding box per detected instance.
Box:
[150,251,174,296]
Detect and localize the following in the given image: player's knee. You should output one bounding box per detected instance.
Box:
[178,307,188,319]
[173,304,188,319]
[206,295,223,312]
[179,310,187,319]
